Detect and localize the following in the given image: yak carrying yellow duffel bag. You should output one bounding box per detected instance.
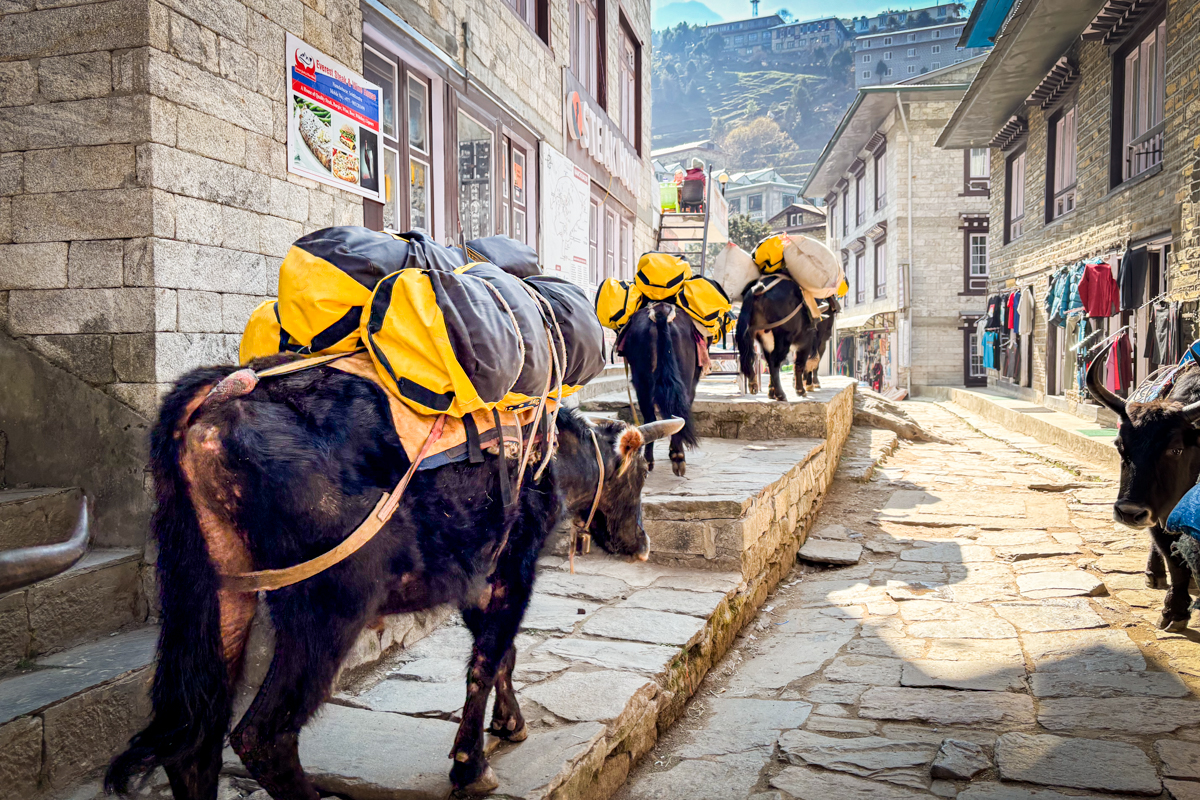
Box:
[634,252,692,301]
[363,267,532,417]
[277,226,465,356]
[595,278,643,331]
[677,276,733,338]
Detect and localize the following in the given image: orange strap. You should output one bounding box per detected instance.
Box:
[220,414,447,593]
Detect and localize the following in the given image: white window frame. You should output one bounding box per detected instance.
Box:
[969,233,988,277]
[1051,105,1077,218]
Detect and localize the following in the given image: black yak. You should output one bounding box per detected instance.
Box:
[621,303,700,476]
[1087,355,1200,631]
[105,356,680,799]
[736,278,834,400]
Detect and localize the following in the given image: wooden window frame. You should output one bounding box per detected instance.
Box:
[855,251,866,304]
[1004,146,1027,244]
[962,148,990,196]
[570,0,606,105]
[873,238,887,299]
[502,0,551,44]
[1046,102,1077,221]
[617,12,643,154]
[1109,5,1167,188]
[960,217,988,295]
[874,147,887,210]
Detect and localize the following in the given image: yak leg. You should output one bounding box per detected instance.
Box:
[669,429,687,477]
[164,726,225,800]
[765,343,789,401]
[792,348,808,397]
[455,574,533,792]
[631,371,658,472]
[1150,525,1193,631]
[230,610,363,800]
[1147,545,1169,590]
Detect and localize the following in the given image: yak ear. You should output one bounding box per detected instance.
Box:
[618,426,645,459]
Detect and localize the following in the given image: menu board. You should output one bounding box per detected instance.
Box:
[286,34,383,201]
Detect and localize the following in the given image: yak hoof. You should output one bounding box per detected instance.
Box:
[462,766,500,794]
[1159,613,1189,632]
[490,722,528,742]
[672,459,686,477]
[1147,572,1169,590]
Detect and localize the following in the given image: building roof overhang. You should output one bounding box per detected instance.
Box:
[937,0,1109,149]
[802,83,971,198]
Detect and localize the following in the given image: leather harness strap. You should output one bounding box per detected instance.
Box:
[220,413,447,593]
[570,428,606,575]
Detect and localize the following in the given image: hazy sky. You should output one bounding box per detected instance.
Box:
[657,0,967,24]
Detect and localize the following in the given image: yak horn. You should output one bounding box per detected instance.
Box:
[0,497,89,595]
[1085,352,1127,420]
[638,418,686,443]
[1182,401,1200,426]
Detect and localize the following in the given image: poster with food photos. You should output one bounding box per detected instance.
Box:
[286,34,383,202]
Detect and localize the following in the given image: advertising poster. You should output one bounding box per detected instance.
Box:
[286,34,383,201]
[541,145,591,289]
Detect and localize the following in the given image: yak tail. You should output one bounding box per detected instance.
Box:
[106,367,236,796]
[652,309,697,447]
[736,289,757,380]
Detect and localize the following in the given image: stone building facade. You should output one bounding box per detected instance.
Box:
[938,0,1197,420]
[0,0,654,546]
[805,59,989,392]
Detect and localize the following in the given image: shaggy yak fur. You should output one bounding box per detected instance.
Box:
[105,356,659,800]
[1088,355,1200,631]
[621,302,700,476]
[736,278,838,400]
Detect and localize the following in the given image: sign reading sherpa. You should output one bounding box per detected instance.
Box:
[286,34,383,202]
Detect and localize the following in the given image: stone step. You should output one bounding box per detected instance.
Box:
[582,375,856,440]
[1,548,147,674]
[0,625,156,797]
[0,487,82,550]
[563,371,631,408]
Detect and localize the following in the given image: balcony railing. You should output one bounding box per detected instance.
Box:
[1125,121,1164,181]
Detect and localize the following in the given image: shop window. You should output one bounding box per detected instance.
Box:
[618,19,642,152]
[1005,147,1026,243]
[571,0,605,103]
[874,239,886,299]
[1115,16,1166,183]
[874,149,886,210]
[855,252,866,303]
[408,75,430,231]
[1047,104,1076,220]
[363,47,435,235]
[364,49,397,141]
[457,110,493,240]
[969,332,985,378]
[965,147,990,194]
[383,147,400,231]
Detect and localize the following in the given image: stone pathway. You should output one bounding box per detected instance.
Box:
[617,401,1200,800]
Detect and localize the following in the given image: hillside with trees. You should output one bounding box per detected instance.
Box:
[651,22,857,186]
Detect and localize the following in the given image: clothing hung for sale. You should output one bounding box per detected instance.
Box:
[1118,247,1148,311]
[1078,259,1119,318]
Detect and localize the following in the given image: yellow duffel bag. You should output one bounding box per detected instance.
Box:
[239,300,286,364]
[751,234,788,275]
[634,252,692,301]
[677,276,733,338]
[595,278,644,330]
[277,226,464,355]
[362,268,527,417]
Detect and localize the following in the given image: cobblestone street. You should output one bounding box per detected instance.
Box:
[618,400,1200,800]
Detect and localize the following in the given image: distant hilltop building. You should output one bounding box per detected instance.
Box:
[854,20,988,87]
[704,14,852,57]
[851,3,964,33]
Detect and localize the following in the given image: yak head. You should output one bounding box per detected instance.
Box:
[1088,356,1200,528]
[555,410,684,560]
